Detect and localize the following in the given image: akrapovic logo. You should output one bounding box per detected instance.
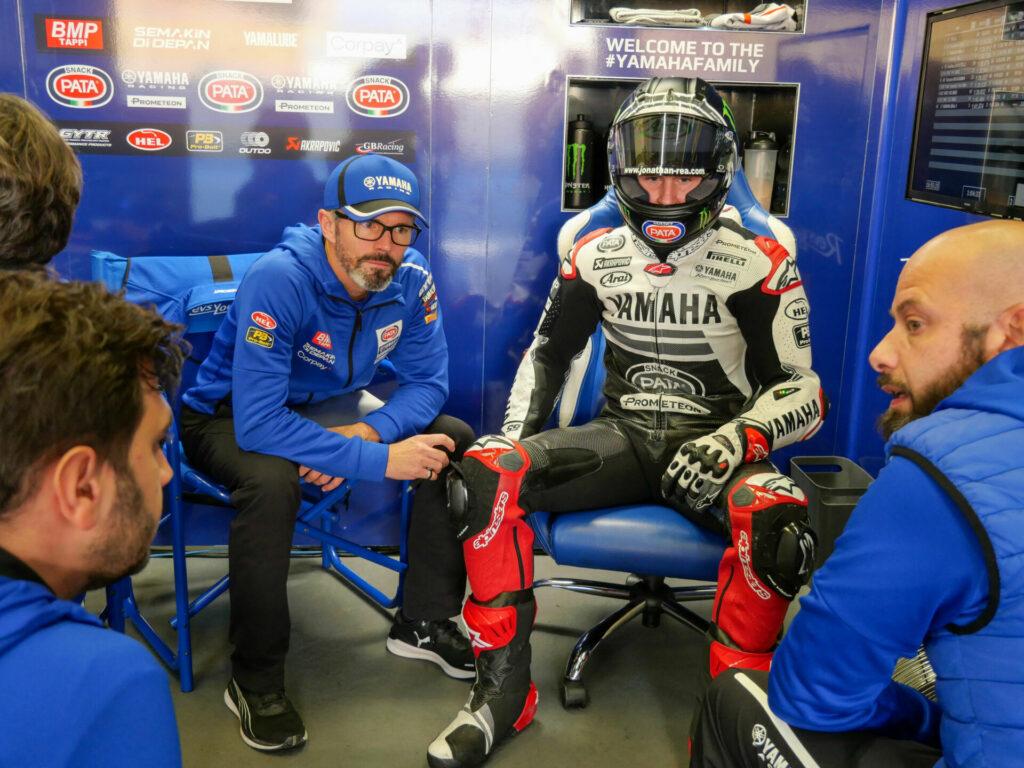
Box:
[126,128,172,151]
[198,70,263,113]
[46,65,114,108]
[643,221,684,243]
[346,76,409,117]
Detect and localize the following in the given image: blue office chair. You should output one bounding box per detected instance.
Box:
[530,168,796,709]
[94,250,410,692]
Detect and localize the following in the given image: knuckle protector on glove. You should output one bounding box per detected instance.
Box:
[750,500,817,600]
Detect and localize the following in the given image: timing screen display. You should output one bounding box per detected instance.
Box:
[908,1,1024,217]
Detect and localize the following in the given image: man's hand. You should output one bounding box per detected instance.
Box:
[386,433,457,481]
[328,422,381,442]
[299,465,346,493]
[661,422,767,512]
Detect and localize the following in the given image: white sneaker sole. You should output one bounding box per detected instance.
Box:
[386,636,475,679]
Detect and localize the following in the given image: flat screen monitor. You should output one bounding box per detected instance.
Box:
[907,0,1024,219]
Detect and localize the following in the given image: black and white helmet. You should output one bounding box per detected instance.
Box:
[608,77,738,252]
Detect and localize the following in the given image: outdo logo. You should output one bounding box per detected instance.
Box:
[126,128,172,151]
[251,311,277,330]
[642,220,684,243]
[198,70,263,113]
[345,76,409,117]
[46,65,114,108]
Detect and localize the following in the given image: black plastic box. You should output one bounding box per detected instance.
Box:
[790,456,873,569]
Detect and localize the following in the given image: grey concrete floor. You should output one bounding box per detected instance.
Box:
[90,552,718,768]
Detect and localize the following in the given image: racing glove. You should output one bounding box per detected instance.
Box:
[661,421,771,512]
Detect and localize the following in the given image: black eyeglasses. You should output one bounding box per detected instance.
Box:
[334,211,421,247]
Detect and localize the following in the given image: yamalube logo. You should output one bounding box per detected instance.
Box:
[46,65,114,108]
[642,220,684,244]
[198,70,263,113]
[126,128,172,151]
[346,76,409,117]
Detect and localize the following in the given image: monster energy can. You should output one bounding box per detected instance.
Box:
[564,114,597,209]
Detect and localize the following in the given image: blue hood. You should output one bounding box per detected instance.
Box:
[0,577,101,657]
[937,346,1024,423]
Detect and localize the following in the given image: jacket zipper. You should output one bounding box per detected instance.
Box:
[331,296,402,388]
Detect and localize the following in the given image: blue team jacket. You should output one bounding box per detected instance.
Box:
[182,223,448,481]
[0,568,181,767]
[770,347,1024,767]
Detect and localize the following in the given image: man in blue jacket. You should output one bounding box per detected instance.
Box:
[690,218,1024,767]
[0,272,185,767]
[180,153,474,752]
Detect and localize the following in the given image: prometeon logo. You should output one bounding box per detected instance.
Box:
[126,128,172,151]
[38,16,107,51]
[46,65,114,108]
[346,76,409,118]
[198,70,263,113]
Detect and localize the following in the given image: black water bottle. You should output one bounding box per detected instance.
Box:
[564,114,598,209]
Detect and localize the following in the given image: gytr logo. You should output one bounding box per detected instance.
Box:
[642,220,684,243]
[567,142,587,178]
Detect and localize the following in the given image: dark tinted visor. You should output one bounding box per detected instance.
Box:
[610,114,722,178]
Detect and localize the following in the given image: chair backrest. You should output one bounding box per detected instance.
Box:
[554,164,795,427]
[92,250,264,398]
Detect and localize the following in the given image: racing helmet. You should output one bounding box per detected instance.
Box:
[608,77,738,251]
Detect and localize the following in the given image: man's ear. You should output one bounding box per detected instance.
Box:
[51,446,106,531]
[317,209,336,242]
[989,302,1024,357]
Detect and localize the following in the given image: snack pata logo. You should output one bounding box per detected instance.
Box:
[346,76,409,118]
[46,65,114,108]
[198,70,263,113]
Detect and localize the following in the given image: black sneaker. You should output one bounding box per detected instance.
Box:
[386,611,475,679]
[223,678,308,751]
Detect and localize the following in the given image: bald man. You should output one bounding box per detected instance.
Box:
[690,220,1024,768]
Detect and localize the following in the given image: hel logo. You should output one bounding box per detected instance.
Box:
[126,128,172,151]
[311,331,333,349]
[784,298,809,321]
[251,311,277,330]
[642,220,684,243]
[346,76,409,117]
[46,65,113,108]
[381,325,400,341]
[198,70,263,113]
[45,18,103,49]
[644,262,676,277]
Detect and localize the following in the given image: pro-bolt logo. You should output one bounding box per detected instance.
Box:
[126,128,172,151]
[642,220,684,244]
[46,65,114,108]
[346,76,409,117]
[198,70,263,113]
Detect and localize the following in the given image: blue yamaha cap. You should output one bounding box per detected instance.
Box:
[323,153,427,225]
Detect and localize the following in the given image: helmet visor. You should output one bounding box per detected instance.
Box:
[610,114,724,179]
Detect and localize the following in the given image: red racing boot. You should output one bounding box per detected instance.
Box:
[427,589,538,768]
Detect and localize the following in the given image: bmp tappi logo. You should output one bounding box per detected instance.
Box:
[46,65,114,108]
[39,17,106,51]
[346,76,409,118]
[198,70,263,113]
[126,128,172,151]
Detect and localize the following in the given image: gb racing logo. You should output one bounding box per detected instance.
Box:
[642,220,684,244]
[346,75,409,117]
[46,65,114,108]
[198,70,263,113]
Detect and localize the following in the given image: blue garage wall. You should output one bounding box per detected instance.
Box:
[838,0,991,476]
[5,0,927,542]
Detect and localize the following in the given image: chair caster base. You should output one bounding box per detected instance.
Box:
[560,679,589,709]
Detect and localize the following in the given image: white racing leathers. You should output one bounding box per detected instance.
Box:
[502,218,824,451]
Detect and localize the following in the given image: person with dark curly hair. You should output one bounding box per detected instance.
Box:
[0,271,187,767]
[0,93,82,270]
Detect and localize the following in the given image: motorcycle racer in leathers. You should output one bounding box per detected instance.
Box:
[427,77,827,768]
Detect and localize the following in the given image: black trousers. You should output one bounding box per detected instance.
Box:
[180,401,473,694]
[690,669,943,768]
